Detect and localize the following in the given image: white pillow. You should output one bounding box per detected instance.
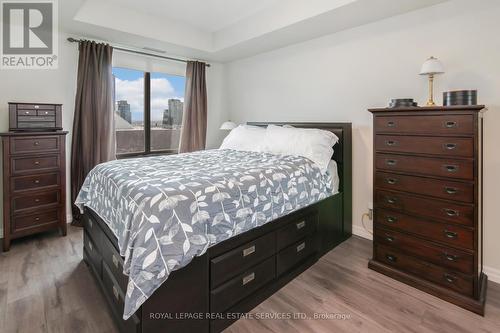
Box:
[263,125,339,173]
[219,125,266,152]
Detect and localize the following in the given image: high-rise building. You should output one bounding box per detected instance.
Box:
[162,99,183,128]
[116,100,132,124]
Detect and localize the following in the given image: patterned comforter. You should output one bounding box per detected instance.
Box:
[75,149,334,319]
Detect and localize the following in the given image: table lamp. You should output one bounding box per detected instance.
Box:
[420,56,445,106]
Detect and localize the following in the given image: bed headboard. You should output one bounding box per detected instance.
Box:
[247,122,352,194]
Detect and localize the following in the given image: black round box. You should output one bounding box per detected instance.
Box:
[443,90,477,106]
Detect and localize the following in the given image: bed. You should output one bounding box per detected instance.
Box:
[79,122,352,333]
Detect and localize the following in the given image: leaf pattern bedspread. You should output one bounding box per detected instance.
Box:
[75,149,333,319]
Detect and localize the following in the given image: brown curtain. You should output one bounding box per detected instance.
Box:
[70,41,115,225]
[179,61,207,153]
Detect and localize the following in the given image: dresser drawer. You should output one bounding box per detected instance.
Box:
[375,244,473,296]
[11,172,60,192]
[84,231,102,277]
[375,135,473,158]
[211,233,275,288]
[276,213,317,251]
[17,103,56,111]
[375,172,474,203]
[376,190,474,226]
[277,235,317,277]
[376,209,474,250]
[10,136,59,154]
[211,257,275,313]
[375,227,473,274]
[374,115,474,135]
[12,190,60,213]
[101,231,128,292]
[11,154,60,175]
[376,153,473,180]
[11,209,59,233]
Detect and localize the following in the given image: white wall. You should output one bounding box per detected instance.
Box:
[0,32,228,238]
[224,0,500,279]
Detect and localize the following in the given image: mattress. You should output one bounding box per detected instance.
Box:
[75,149,335,319]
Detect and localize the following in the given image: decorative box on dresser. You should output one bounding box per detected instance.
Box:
[1,131,68,252]
[368,105,487,315]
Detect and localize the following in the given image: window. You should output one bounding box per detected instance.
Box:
[113,67,186,157]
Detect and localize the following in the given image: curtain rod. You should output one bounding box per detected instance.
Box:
[66,37,210,67]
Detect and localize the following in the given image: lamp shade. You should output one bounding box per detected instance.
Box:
[220,121,237,130]
[419,56,445,75]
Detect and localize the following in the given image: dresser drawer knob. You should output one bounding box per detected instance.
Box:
[386,159,397,166]
[444,230,458,239]
[34,141,40,146]
[444,209,459,217]
[296,242,306,252]
[385,235,395,243]
[242,272,255,286]
[443,164,459,173]
[386,216,398,224]
[444,187,458,195]
[34,198,40,203]
[387,121,396,127]
[242,245,255,257]
[444,121,457,128]
[444,253,459,262]
[24,111,30,114]
[385,178,398,185]
[385,140,398,146]
[112,254,120,268]
[443,273,457,283]
[35,217,40,221]
[386,197,397,204]
[34,161,40,165]
[443,143,457,150]
[296,220,306,229]
[385,254,397,262]
[112,285,120,300]
[34,105,40,109]
[44,111,48,115]
[34,179,40,184]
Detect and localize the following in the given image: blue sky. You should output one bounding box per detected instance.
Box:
[113,67,185,122]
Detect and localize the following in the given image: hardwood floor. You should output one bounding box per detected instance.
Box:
[0,226,499,333]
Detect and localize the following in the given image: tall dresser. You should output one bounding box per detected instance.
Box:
[368,105,487,315]
[1,131,68,252]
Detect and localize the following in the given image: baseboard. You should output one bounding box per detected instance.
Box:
[484,266,500,284]
[352,224,373,240]
[67,213,73,224]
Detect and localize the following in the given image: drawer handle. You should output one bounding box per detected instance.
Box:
[386,159,397,166]
[385,178,398,185]
[242,245,255,257]
[386,197,397,204]
[34,198,40,203]
[443,273,457,284]
[385,235,395,243]
[444,121,457,128]
[34,161,40,165]
[387,121,396,127]
[443,165,459,173]
[385,140,398,146]
[296,242,306,252]
[34,105,40,109]
[296,221,306,229]
[386,216,398,224]
[44,111,49,115]
[112,285,120,300]
[444,253,459,262]
[242,272,255,286]
[444,187,458,195]
[444,230,458,239]
[24,111,30,114]
[34,141,40,146]
[112,254,120,268]
[443,143,457,150]
[385,254,397,262]
[34,179,40,184]
[35,217,40,221]
[444,208,459,217]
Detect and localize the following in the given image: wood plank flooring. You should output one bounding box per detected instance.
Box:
[0,226,499,333]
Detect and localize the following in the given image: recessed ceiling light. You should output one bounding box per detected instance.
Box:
[143,47,166,54]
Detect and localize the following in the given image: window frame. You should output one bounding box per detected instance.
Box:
[114,70,182,159]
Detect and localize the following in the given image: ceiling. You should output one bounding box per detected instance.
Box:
[60,0,450,63]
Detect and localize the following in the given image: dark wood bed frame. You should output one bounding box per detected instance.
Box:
[82,122,352,333]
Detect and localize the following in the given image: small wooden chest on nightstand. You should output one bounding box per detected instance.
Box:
[368,105,487,315]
